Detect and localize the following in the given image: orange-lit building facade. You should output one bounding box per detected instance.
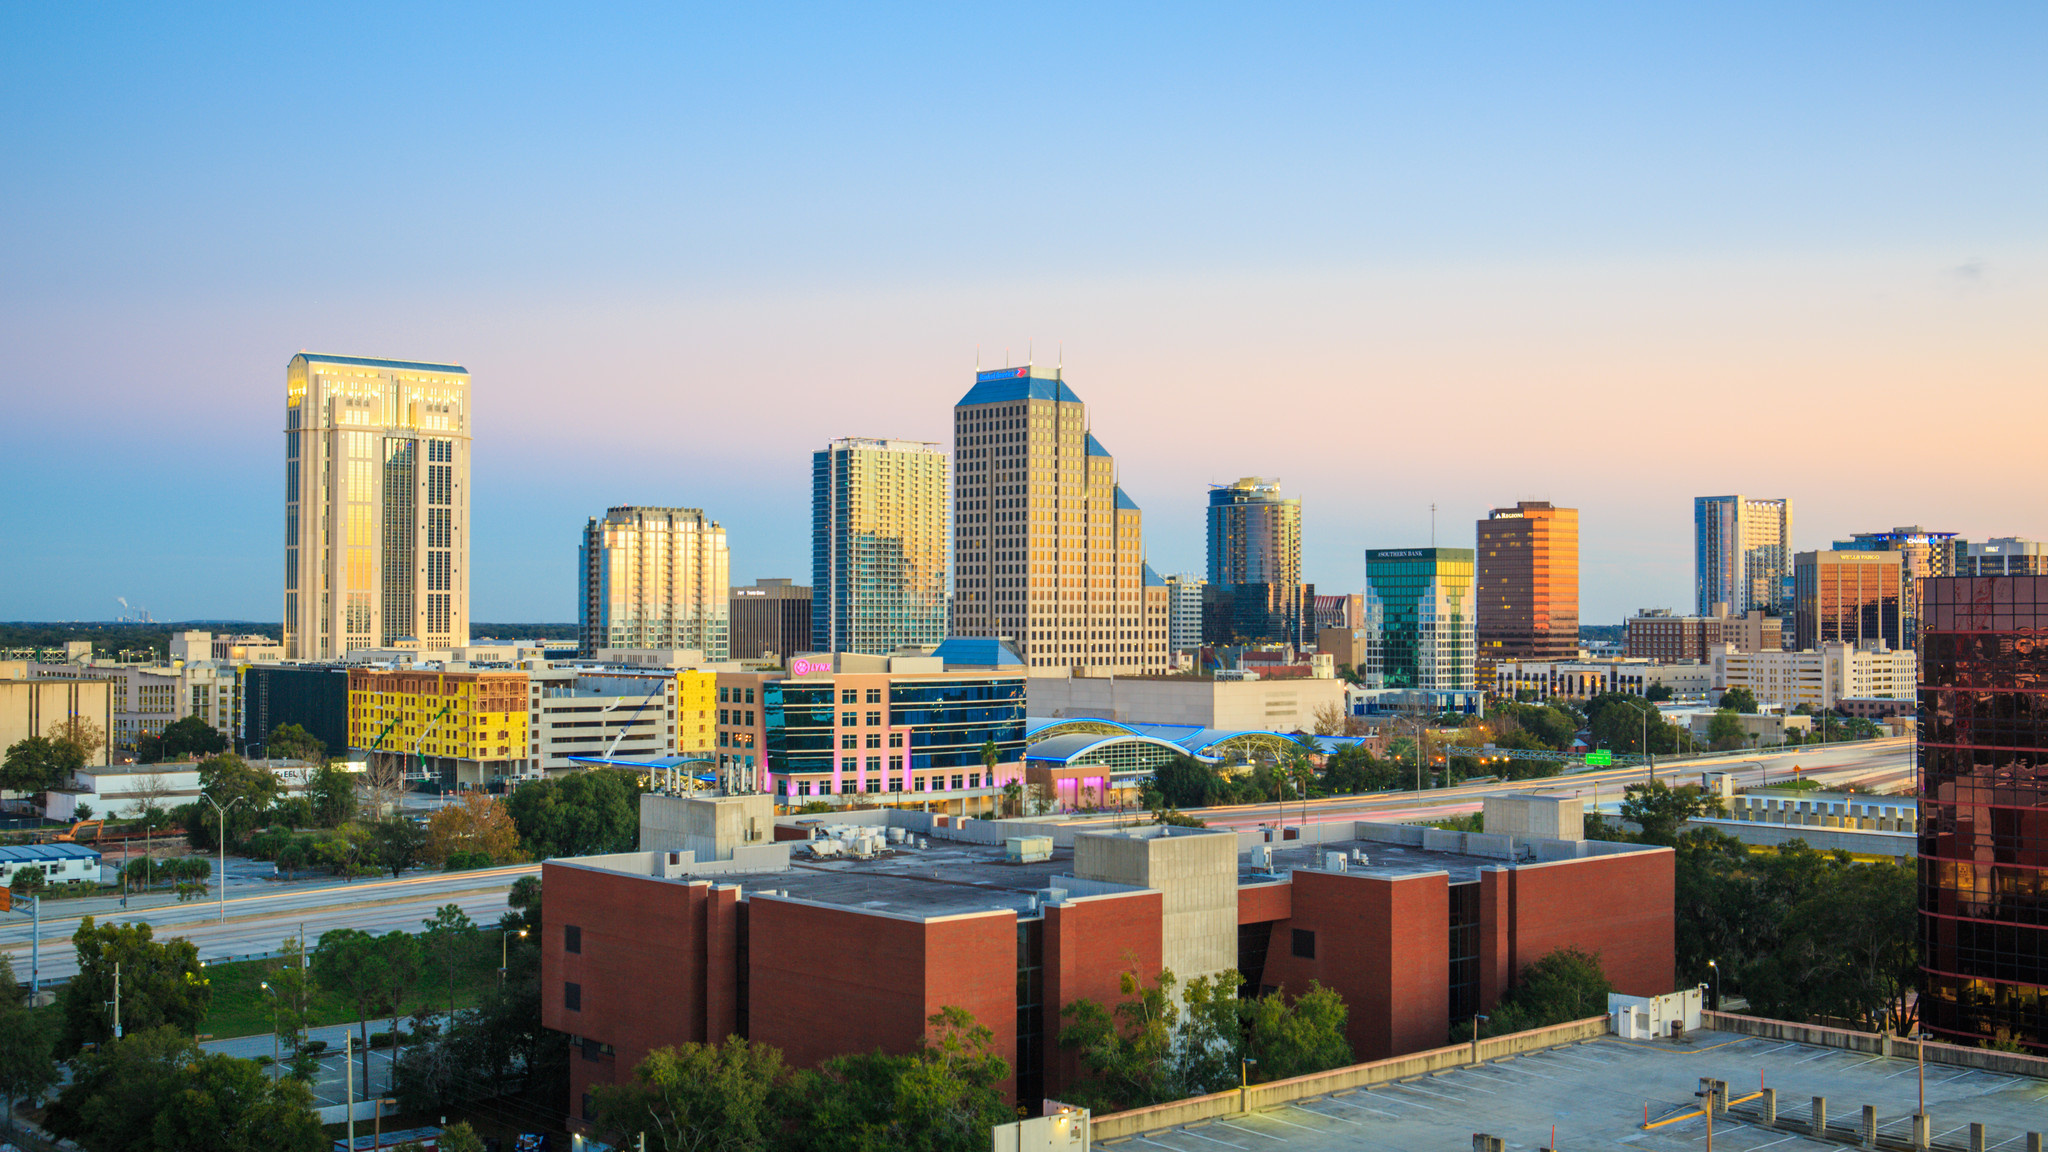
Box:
[1476,502,1580,674]
[1795,549,1905,652]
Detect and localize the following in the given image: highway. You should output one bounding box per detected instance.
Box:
[1059,736,1915,832]
[0,863,535,985]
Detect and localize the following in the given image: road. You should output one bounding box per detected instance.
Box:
[0,863,536,985]
[1059,736,1915,831]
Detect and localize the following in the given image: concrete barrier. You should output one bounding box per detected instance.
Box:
[1704,1012,2048,1080]
[1089,1015,1611,1141]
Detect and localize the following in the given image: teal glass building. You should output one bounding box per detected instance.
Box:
[1365,548,1476,690]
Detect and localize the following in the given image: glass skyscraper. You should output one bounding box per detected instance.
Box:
[811,438,949,655]
[1695,495,1793,617]
[1793,550,1905,651]
[1366,548,1476,690]
[579,507,730,658]
[1917,575,2048,1053]
[284,353,471,659]
[1205,477,1304,645]
[1476,501,1579,666]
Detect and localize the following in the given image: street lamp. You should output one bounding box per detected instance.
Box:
[501,928,528,982]
[1240,1055,1258,1111]
[1470,1013,1490,1064]
[1908,1031,1930,1117]
[1707,960,1719,1011]
[196,792,246,924]
[259,981,278,1070]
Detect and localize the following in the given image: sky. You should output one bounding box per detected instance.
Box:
[3,3,2044,626]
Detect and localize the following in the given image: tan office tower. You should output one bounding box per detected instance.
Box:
[952,366,1169,672]
[1476,501,1580,668]
[284,353,471,660]
[579,507,730,659]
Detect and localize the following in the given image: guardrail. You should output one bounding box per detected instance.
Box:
[1703,1012,2048,1080]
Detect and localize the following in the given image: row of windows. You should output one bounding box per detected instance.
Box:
[784,772,986,795]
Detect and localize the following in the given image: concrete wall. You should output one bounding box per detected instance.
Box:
[1074,827,1238,983]
[1686,817,1914,860]
[1704,1012,2048,1079]
[1483,794,1584,841]
[0,678,115,773]
[1088,1015,1614,1142]
[641,792,774,860]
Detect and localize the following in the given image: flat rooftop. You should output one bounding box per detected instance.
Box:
[727,840,1111,919]
[1101,1030,2048,1152]
[1247,835,1648,884]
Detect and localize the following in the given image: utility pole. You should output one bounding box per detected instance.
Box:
[345,1031,355,1151]
[198,792,245,924]
[113,960,121,1039]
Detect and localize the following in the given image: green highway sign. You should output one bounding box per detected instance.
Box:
[1585,750,1613,767]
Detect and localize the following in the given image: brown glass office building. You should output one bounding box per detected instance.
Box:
[1917,575,2048,1052]
[1476,502,1579,668]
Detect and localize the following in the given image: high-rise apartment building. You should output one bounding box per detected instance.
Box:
[1163,574,1206,652]
[810,438,949,655]
[1626,604,1780,662]
[284,353,471,659]
[1476,501,1579,668]
[1366,548,1476,690]
[1833,527,1957,647]
[1917,575,2048,1052]
[729,578,813,663]
[950,366,1168,673]
[1205,478,1304,645]
[578,507,730,659]
[1794,550,1905,651]
[1695,495,1793,617]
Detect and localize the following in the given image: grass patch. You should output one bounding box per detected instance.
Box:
[202,946,505,1040]
[1747,778,1824,793]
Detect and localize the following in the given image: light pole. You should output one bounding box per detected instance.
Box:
[501,928,528,982]
[196,792,245,924]
[1707,960,1719,1011]
[1471,1013,1489,1064]
[1910,1031,1930,1117]
[1240,1056,1258,1112]
[259,981,278,1070]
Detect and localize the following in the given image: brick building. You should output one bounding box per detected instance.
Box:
[541,796,1673,1130]
[1626,604,1782,663]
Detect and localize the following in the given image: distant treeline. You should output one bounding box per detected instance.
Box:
[1579,624,1626,643]
[0,621,277,659]
[472,622,578,640]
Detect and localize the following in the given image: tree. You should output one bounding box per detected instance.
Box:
[506,768,644,859]
[48,716,105,766]
[371,814,429,877]
[1706,709,1748,751]
[308,761,359,827]
[788,1007,1013,1152]
[1619,778,1723,846]
[266,934,320,1081]
[60,917,211,1057]
[1150,755,1221,810]
[999,779,1022,819]
[1719,687,1759,714]
[1586,695,1676,756]
[265,723,326,764]
[1476,947,1615,1036]
[1057,968,1178,1112]
[315,927,392,1090]
[154,714,229,761]
[184,753,284,849]
[425,793,524,867]
[44,1026,324,1152]
[1310,702,1347,736]
[0,736,82,795]
[0,964,57,1142]
[1246,981,1352,1082]
[9,867,45,897]
[591,1035,787,1152]
[1644,683,1674,702]
[421,904,478,1017]
[438,1123,486,1152]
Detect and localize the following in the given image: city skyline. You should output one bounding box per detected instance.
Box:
[4,6,2044,625]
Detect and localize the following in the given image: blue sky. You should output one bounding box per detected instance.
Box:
[3,4,2043,624]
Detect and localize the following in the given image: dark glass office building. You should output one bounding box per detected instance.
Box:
[240,663,350,757]
[1917,576,2048,1053]
[1205,477,1304,645]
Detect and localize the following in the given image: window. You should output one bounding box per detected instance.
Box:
[842,712,858,726]
[719,709,729,725]
[950,774,964,790]
[841,734,858,749]
[865,733,881,749]
[865,688,882,703]
[914,777,927,792]
[889,732,904,747]
[842,690,858,703]
[969,773,982,788]
[865,711,881,726]
[719,687,730,703]
[564,925,581,954]
[564,981,582,1011]
[797,780,812,796]
[1291,929,1316,959]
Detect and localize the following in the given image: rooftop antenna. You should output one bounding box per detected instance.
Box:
[975,345,981,371]
[1056,342,1063,380]
[1431,503,1437,546]
[1005,347,1010,368]
[1027,337,1034,366]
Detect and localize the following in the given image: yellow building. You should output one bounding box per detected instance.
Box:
[347,668,526,787]
[674,668,717,758]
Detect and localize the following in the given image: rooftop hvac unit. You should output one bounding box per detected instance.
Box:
[887,826,907,843]
[1253,845,1273,869]
[1353,849,1369,866]
[916,837,929,849]
[1325,852,1348,872]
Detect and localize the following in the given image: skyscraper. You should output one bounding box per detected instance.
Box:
[811,438,949,655]
[729,578,814,663]
[1205,477,1304,645]
[950,365,1167,673]
[1833,527,1958,647]
[1366,548,1476,690]
[1917,575,2048,1052]
[1695,495,1793,617]
[579,507,730,658]
[1793,550,1904,651]
[284,352,471,660]
[1476,501,1579,667]
[1163,574,1206,652]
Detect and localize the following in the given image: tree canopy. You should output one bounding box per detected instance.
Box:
[0,735,83,794]
[265,723,326,763]
[1469,947,1614,1038]
[1618,778,1724,846]
[426,792,524,867]
[1719,687,1760,714]
[44,1026,324,1152]
[507,768,645,858]
[139,714,229,763]
[60,918,211,1057]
